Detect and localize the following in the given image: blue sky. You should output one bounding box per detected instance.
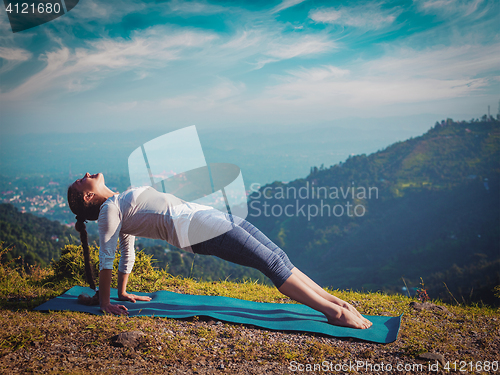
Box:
[0,0,499,136]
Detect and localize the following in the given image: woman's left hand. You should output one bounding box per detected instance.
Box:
[118,292,152,303]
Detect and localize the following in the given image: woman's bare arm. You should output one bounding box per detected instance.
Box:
[99,269,128,315]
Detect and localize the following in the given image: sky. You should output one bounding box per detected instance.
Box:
[0,0,499,137]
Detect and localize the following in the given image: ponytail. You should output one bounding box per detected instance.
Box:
[74,216,100,305]
[68,186,100,306]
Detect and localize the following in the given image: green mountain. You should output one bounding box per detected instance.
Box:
[0,204,76,267]
[248,119,500,306]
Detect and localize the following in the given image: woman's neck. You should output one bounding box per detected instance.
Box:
[96,186,119,205]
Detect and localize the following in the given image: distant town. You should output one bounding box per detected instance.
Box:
[0,173,130,226]
[1,178,72,225]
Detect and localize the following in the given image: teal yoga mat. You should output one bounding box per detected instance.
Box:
[35,286,402,344]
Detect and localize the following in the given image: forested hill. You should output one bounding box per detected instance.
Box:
[0,204,77,267]
[248,119,500,306]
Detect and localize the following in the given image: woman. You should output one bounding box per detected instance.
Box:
[67,172,372,329]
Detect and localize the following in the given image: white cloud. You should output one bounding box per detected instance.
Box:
[134,71,150,80]
[69,0,148,20]
[1,0,496,131]
[0,27,217,100]
[309,4,400,29]
[168,0,228,15]
[0,47,31,61]
[220,30,263,51]
[247,44,499,117]
[369,44,500,80]
[309,9,342,23]
[415,0,486,17]
[419,0,454,9]
[267,36,334,59]
[271,0,308,14]
[254,35,336,69]
[160,78,246,112]
[207,79,246,102]
[0,47,32,75]
[286,65,350,81]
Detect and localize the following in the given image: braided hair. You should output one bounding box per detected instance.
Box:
[67,185,101,305]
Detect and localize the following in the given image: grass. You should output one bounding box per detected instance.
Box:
[0,242,499,374]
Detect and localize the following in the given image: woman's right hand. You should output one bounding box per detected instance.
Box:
[101,303,129,315]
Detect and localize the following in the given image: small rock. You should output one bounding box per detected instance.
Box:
[110,331,145,348]
[409,302,450,314]
[418,352,445,366]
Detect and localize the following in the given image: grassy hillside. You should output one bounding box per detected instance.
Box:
[249,119,500,306]
[1,243,499,374]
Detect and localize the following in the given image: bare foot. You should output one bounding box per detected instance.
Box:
[342,302,372,327]
[321,294,372,327]
[326,308,372,329]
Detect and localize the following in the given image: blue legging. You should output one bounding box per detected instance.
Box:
[189,211,295,288]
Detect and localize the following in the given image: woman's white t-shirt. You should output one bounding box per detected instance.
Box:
[98,186,213,273]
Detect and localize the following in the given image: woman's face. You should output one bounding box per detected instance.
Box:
[72,172,104,193]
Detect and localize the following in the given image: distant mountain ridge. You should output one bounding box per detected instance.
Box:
[248,119,500,305]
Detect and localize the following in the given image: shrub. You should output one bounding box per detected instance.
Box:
[51,244,168,291]
[51,244,99,285]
